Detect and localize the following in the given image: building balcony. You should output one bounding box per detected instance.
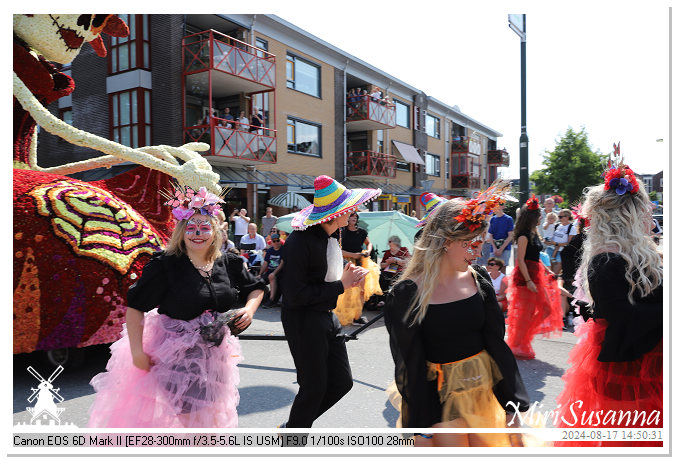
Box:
[184,118,277,165]
[451,136,481,155]
[346,151,396,180]
[346,95,396,132]
[487,149,510,166]
[450,174,481,190]
[182,29,275,94]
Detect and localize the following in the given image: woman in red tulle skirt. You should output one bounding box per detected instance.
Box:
[553,167,663,447]
[506,197,562,359]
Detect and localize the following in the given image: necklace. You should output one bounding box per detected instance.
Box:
[188,256,213,272]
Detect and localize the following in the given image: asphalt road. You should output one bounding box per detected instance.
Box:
[13,302,577,429]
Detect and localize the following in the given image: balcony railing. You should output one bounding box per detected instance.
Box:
[184,117,277,163]
[182,30,275,88]
[488,149,510,166]
[451,175,481,190]
[347,151,396,179]
[451,136,481,155]
[346,95,396,129]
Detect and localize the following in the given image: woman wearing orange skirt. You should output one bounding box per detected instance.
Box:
[506,196,562,360]
[553,161,662,447]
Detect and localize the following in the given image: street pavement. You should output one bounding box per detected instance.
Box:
[13,300,578,429]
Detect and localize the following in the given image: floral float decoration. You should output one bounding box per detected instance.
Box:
[13,14,222,356]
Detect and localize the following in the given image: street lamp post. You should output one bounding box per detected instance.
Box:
[509,14,529,204]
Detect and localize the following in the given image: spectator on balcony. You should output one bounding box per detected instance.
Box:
[370,87,382,102]
[222,107,234,129]
[347,88,358,116]
[250,108,264,134]
[229,208,250,247]
[236,111,249,131]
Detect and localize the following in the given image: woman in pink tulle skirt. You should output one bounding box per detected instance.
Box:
[88,187,266,427]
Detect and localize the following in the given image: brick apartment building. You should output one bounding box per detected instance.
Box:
[38,14,510,220]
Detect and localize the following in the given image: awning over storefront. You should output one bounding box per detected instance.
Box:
[211,165,316,188]
[392,141,425,165]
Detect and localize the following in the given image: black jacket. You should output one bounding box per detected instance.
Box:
[280,225,345,312]
[383,265,530,427]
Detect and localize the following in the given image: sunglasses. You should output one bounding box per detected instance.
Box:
[487,262,499,266]
[272,239,280,243]
[558,215,568,218]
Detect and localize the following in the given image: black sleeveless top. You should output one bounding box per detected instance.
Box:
[518,232,542,262]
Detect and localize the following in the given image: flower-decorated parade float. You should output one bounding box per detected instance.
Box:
[13,14,222,365]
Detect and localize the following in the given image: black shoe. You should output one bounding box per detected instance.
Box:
[352,316,368,326]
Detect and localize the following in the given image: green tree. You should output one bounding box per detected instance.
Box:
[530,127,608,205]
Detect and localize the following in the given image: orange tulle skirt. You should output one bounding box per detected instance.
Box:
[553,319,662,447]
[333,257,382,325]
[506,260,562,359]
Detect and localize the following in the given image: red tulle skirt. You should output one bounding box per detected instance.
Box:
[506,260,562,359]
[88,309,242,428]
[553,319,663,447]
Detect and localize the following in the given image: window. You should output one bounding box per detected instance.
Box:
[426,114,440,139]
[255,38,268,56]
[376,130,384,153]
[109,14,150,74]
[396,161,410,171]
[286,54,320,97]
[59,107,73,126]
[445,155,449,179]
[110,88,151,148]
[287,117,321,157]
[394,99,410,128]
[425,153,440,177]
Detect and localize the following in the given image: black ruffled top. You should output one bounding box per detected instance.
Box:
[127,251,267,321]
[588,253,663,362]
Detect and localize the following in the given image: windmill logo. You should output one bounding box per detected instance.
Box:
[25,366,65,426]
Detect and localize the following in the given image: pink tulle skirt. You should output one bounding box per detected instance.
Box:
[506,260,562,359]
[88,309,242,428]
[553,319,662,447]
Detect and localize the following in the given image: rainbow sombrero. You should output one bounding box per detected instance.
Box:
[416,192,448,227]
[291,176,381,230]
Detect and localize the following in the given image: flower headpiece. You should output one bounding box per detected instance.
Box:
[453,179,514,232]
[525,194,540,210]
[160,182,228,222]
[603,143,639,196]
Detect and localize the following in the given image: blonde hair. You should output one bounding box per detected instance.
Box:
[165,214,223,262]
[579,183,662,304]
[397,199,486,325]
[546,211,558,222]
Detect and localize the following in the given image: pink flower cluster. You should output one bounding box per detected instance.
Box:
[164,186,224,221]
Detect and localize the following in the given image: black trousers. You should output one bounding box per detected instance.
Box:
[281,309,353,427]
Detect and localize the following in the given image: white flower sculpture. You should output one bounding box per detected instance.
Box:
[13,14,221,194]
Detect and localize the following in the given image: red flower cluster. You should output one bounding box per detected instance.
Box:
[454,197,504,232]
[526,194,540,210]
[604,165,640,196]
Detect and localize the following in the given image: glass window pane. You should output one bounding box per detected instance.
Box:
[129,14,136,40]
[131,90,137,124]
[395,101,410,128]
[146,126,151,146]
[132,125,138,148]
[294,59,319,97]
[112,94,119,126]
[120,92,130,125]
[113,128,119,143]
[131,42,136,69]
[294,120,320,156]
[119,45,129,72]
[120,126,130,146]
[286,59,294,83]
[143,15,149,41]
[143,43,149,68]
[62,110,72,125]
[112,48,118,73]
[145,91,151,124]
[287,121,295,151]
